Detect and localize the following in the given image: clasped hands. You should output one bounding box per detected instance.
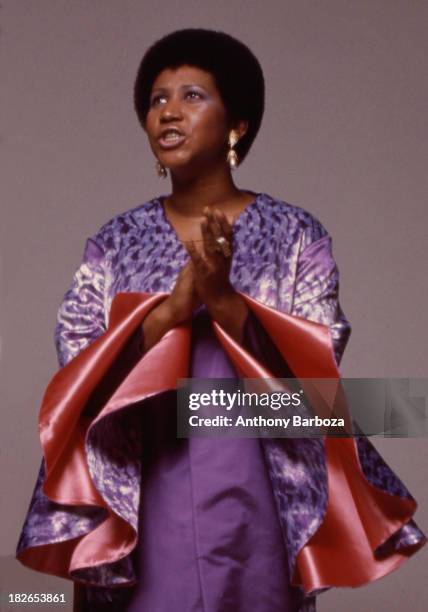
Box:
[167,207,248,334]
[142,207,248,350]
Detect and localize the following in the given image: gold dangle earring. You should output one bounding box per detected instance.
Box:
[227,130,239,170]
[155,159,167,178]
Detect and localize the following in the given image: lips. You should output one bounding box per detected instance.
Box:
[157,127,186,149]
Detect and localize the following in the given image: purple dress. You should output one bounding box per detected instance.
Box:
[16,192,426,611]
[118,308,306,612]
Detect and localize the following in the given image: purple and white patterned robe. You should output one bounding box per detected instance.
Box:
[16,192,426,611]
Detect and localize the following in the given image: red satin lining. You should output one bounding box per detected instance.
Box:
[296,437,416,590]
[213,292,422,591]
[40,293,167,502]
[19,539,79,579]
[18,291,423,591]
[19,292,192,578]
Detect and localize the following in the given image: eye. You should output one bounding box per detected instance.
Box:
[150,94,167,107]
[185,90,203,101]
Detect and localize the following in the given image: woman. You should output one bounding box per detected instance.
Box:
[16,29,426,611]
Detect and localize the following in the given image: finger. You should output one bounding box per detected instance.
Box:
[202,207,233,260]
[204,208,230,261]
[201,206,221,241]
[185,239,198,260]
[214,209,233,242]
[210,209,233,259]
[201,207,214,236]
[203,205,213,219]
[179,259,194,279]
[186,240,207,271]
[200,217,218,257]
[205,207,222,239]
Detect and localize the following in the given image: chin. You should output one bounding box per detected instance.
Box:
[159,150,191,166]
[163,156,203,178]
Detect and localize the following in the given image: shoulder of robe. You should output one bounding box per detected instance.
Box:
[88,195,164,253]
[261,192,329,249]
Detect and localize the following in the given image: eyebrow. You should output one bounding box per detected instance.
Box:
[151,84,207,94]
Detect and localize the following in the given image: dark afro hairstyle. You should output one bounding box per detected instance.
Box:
[133,28,265,164]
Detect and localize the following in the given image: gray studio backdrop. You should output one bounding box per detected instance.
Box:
[1,1,427,611]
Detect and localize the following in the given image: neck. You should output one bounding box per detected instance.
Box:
[165,162,241,218]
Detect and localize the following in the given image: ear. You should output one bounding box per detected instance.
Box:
[233,119,249,141]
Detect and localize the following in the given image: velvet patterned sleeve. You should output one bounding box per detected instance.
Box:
[291,224,351,367]
[54,237,108,368]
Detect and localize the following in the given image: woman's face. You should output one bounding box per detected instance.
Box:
[144,64,240,175]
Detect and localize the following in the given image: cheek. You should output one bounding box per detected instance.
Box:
[144,113,154,136]
[192,108,228,146]
[144,117,160,151]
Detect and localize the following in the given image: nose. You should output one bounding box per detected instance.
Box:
[159,97,183,122]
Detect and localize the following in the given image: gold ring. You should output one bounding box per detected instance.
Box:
[215,236,231,257]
